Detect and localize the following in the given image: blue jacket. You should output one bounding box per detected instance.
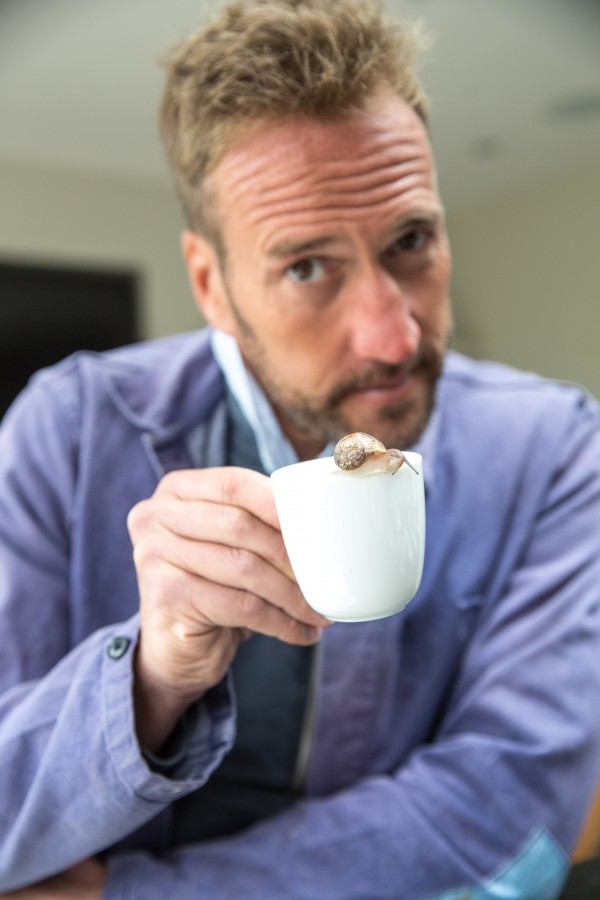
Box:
[1,329,600,898]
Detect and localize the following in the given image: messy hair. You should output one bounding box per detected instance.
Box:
[159,0,429,242]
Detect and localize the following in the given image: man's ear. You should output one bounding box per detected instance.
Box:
[181,230,236,333]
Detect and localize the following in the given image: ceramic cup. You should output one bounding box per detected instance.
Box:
[271,452,425,622]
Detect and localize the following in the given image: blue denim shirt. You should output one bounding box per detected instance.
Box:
[1,329,599,899]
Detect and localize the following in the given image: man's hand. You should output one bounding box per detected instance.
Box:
[0,859,105,899]
[128,467,328,751]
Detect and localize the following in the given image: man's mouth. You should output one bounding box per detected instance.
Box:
[330,360,421,408]
[353,368,416,395]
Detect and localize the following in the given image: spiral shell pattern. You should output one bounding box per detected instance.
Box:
[333,432,386,470]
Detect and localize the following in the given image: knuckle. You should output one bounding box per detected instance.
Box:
[219,468,245,504]
[238,590,262,621]
[127,494,169,538]
[222,503,252,542]
[228,545,260,579]
[136,555,193,613]
[158,469,182,495]
[285,617,306,641]
[126,500,149,538]
[131,534,162,569]
[163,567,192,600]
[284,616,316,645]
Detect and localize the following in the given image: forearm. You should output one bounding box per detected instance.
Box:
[102,773,569,900]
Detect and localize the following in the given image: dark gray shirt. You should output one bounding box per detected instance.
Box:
[172,391,313,842]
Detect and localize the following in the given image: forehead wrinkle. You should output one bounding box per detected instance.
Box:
[259,153,428,202]
[308,136,433,186]
[220,123,432,205]
[245,137,431,201]
[270,132,429,182]
[246,160,435,230]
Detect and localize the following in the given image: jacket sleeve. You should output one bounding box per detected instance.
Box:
[103,395,600,900]
[0,377,235,892]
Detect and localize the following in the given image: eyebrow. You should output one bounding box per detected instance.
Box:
[267,235,338,259]
[397,210,442,230]
[267,209,444,260]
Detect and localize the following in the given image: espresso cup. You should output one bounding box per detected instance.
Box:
[271,453,425,622]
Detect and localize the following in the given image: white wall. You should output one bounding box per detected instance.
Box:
[0,157,200,340]
[448,158,600,399]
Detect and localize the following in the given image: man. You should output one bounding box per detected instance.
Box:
[0,1,599,897]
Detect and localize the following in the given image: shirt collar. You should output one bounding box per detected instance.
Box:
[210,328,437,488]
[210,329,334,474]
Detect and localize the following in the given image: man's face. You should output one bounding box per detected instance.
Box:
[187,88,453,459]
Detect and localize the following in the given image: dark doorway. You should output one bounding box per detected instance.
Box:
[0,259,139,418]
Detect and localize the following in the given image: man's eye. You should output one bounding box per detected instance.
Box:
[287,258,325,283]
[394,229,429,252]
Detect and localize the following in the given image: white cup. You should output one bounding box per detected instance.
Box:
[271,453,425,622]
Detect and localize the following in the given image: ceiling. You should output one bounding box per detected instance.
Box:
[0,0,599,213]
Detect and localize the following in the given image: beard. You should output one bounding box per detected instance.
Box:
[224,283,447,453]
[259,350,443,451]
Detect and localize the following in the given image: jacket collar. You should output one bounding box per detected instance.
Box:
[98,328,224,443]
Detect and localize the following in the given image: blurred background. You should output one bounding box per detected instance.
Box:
[0,0,599,416]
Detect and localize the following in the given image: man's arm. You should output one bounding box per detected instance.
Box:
[0,379,216,891]
[0,376,324,891]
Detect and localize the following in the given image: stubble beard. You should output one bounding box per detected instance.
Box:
[224,282,447,452]
[264,353,443,451]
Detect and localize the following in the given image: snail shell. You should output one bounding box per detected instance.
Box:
[333,432,386,471]
[333,432,419,477]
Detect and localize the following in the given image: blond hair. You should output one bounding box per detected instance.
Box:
[159,0,429,241]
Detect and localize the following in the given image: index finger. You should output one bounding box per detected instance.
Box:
[156,466,295,578]
[159,466,280,529]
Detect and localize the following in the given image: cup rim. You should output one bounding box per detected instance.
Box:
[271,451,423,480]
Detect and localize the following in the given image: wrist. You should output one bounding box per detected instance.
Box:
[133,647,204,754]
[141,712,190,774]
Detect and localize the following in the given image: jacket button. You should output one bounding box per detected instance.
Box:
[107,635,131,660]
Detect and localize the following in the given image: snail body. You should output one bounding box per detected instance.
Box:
[333,432,418,477]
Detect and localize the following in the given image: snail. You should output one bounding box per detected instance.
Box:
[333,432,419,477]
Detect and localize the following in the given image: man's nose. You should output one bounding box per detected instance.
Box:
[346,267,421,364]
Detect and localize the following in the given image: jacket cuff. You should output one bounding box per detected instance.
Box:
[101,615,235,803]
